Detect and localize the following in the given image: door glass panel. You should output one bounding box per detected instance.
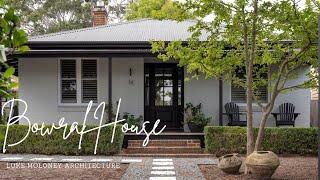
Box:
[163,87,173,105]
[155,86,163,106]
[164,79,173,86]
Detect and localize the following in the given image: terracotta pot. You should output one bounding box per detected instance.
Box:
[218,153,242,174]
[245,151,280,179]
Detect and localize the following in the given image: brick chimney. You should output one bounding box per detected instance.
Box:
[92,0,107,26]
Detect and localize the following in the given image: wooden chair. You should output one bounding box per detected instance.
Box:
[271,103,300,127]
[223,102,247,126]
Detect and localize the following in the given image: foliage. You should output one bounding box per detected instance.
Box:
[185,102,210,127]
[126,0,193,21]
[0,2,28,99]
[5,0,131,35]
[0,125,124,155]
[4,0,92,35]
[152,0,319,152]
[204,126,318,156]
[122,112,143,128]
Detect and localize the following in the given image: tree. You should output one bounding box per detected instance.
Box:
[5,0,92,35]
[152,0,318,156]
[5,0,131,35]
[0,0,28,98]
[126,0,193,21]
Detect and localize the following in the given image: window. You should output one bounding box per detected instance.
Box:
[155,68,173,106]
[60,59,97,104]
[81,60,97,103]
[231,69,268,103]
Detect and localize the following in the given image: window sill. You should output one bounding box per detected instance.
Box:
[58,103,99,107]
[57,104,100,112]
[234,103,264,112]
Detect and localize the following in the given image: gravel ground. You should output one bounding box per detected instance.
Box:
[199,156,318,180]
[121,157,217,180]
[0,162,129,180]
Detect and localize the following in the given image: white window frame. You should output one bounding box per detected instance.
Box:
[58,58,99,106]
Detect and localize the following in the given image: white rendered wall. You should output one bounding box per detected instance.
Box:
[18,58,311,127]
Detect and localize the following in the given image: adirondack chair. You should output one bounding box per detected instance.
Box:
[271,103,300,127]
[223,102,247,126]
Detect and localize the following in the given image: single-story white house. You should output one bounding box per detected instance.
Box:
[8,7,312,129]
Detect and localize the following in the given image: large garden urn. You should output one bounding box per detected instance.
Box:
[218,153,242,174]
[245,151,280,179]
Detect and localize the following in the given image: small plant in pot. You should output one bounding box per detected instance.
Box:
[122,112,143,129]
[185,103,210,132]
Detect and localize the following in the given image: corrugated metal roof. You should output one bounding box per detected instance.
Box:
[29,19,200,42]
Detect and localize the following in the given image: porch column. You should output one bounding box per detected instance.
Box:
[108,57,112,122]
[219,78,223,126]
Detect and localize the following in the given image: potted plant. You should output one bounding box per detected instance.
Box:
[185,103,210,132]
[122,112,143,129]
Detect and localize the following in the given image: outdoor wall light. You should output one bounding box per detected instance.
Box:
[129,67,133,76]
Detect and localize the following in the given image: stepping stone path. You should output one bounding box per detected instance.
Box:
[150,159,176,180]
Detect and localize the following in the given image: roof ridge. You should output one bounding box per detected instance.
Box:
[29,18,153,40]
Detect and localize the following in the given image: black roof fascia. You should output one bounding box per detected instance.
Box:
[26,41,189,50]
[11,49,155,58]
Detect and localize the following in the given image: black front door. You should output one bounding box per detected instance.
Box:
[144,63,184,130]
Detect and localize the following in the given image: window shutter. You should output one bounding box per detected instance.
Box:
[256,86,268,102]
[61,60,77,103]
[231,86,268,102]
[82,60,97,103]
[231,86,246,103]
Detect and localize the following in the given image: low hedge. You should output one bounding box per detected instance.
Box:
[0,124,124,155]
[205,126,317,155]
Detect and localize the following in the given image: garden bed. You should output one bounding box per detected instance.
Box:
[199,156,317,180]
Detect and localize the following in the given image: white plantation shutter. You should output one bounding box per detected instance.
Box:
[231,69,268,103]
[231,86,246,102]
[60,60,77,103]
[81,60,97,103]
[231,86,268,103]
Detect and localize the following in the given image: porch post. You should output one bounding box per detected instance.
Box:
[219,78,223,126]
[108,57,112,122]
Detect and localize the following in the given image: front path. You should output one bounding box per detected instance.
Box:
[0,154,217,180]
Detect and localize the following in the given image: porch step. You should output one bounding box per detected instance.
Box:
[118,153,214,158]
[128,139,201,148]
[123,139,203,154]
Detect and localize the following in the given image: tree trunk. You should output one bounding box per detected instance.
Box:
[245,0,258,156]
[254,93,277,150]
[246,65,254,155]
[254,111,268,151]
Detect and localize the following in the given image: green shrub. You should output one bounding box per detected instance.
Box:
[0,124,124,155]
[122,112,143,128]
[204,126,317,155]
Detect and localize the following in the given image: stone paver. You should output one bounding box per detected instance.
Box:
[0,154,217,179]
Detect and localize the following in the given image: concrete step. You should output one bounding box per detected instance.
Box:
[117,153,214,158]
[123,147,204,154]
